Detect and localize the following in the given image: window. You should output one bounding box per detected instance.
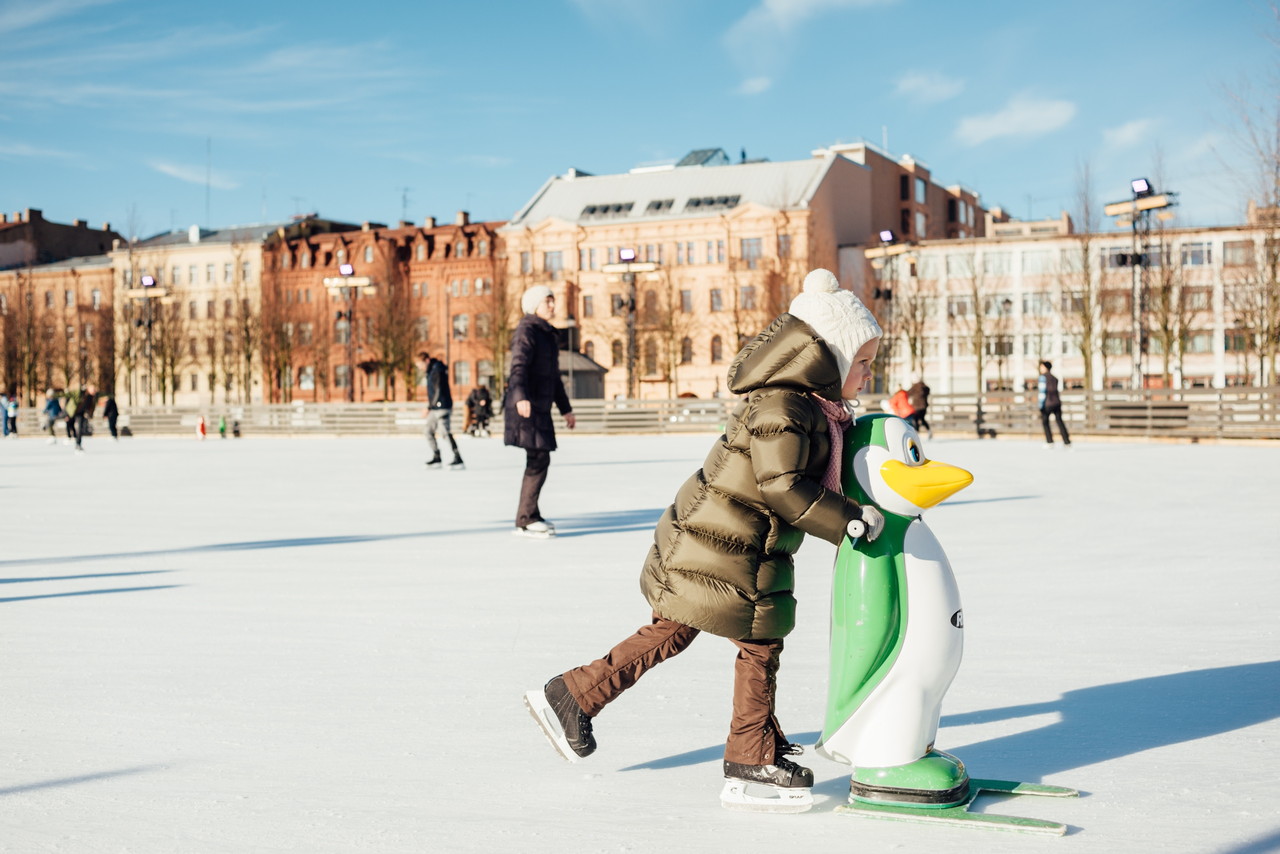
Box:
[982,253,1012,275]
[710,289,723,312]
[520,251,532,274]
[242,261,251,282]
[478,359,494,384]
[1223,240,1252,266]
[206,264,214,283]
[680,290,693,313]
[642,290,658,324]
[611,294,626,316]
[224,298,233,317]
[336,318,351,344]
[454,360,471,386]
[478,240,488,257]
[582,295,594,318]
[611,340,624,366]
[416,243,426,261]
[543,251,563,275]
[84,322,94,341]
[224,263,232,283]
[476,313,492,337]
[1022,291,1053,316]
[364,245,374,263]
[452,314,469,340]
[580,247,589,270]
[65,289,74,307]
[91,289,101,310]
[1022,250,1052,274]
[899,175,910,201]
[1102,246,1131,269]
[415,317,429,341]
[643,339,658,375]
[716,240,726,263]
[189,337,198,357]
[300,252,310,269]
[45,291,54,308]
[778,234,792,259]
[188,265,196,284]
[915,177,927,204]
[741,238,762,270]
[584,341,595,361]
[334,365,350,389]
[297,366,315,391]
[1183,331,1213,353]
[1181,242,1212,266]
[1103,334,1131,356]
[456,241,466,258]
[739,285,756,310]
[680,337,693,364]
[945,255,972,277]
[676,242,684,265]
[915,211,927,238]
[190,374,199,392]
[946,296,971,317]
[299,323,313,345]
[171,266,180,284]
[711,335,724,363]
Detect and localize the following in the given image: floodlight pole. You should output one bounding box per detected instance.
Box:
[323,270,374,402]
[601,257,659,399]
[1104,183,1176,391]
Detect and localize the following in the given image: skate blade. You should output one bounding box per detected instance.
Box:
[512,528,554,539]
[522,690,579,763]
[720,780,813,814]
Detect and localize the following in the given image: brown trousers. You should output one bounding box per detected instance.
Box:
[561,614,787,765]
[516,449,551,527]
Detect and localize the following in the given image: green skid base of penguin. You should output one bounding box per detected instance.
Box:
[726,414,1080,832]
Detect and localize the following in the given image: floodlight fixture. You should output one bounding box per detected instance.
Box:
[618,248,637,262]
[879,229,897,244]
[1131,178,1153,198]
[140,275,156,287]
[339,263,355,276]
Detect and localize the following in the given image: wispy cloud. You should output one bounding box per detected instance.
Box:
[894,70,964,104]
[0,0,117,36]
[0,141,77,159]
[455,154,514,169]
[1103,118,1156,149]
[955,95,1077,146]
[724,0,896,100]
[150,160,239,190]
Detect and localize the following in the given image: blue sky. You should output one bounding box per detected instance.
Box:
[1,0,1274,241]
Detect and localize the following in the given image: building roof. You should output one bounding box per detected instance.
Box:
[23,253,114,272]
[506,151,842,230]
[131,216,364,250]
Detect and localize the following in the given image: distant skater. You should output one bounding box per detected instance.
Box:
[908,378,931,438]
[70,384,97,454]
[1038,361,1070,447]
[418,351,463,470]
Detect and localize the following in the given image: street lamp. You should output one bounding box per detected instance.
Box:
[864,231,910,393]
[125,273,166,404]
[602,248,658,399]
[1104,179,1177,391]
[323,262,374,402]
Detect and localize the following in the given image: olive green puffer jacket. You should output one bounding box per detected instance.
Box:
[639,313,867,640]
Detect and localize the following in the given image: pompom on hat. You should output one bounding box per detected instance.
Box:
[787,269,882,383]
[521,284,554,315]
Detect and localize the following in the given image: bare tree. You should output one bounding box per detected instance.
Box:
[1058,161,1102,391]
[368,237,416,400]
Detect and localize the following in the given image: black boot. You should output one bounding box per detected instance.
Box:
[426,454,442,468]
[544,676,595,758]
[724,749,813,788]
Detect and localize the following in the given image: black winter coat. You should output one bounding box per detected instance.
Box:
[503,314,571,451]
[426,358,452,409]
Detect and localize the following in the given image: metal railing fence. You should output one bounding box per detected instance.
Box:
[9,387,1279,440]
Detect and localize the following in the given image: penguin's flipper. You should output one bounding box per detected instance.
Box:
[821,538,904,749]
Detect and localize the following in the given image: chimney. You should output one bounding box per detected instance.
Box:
[25,208,42,222]
[455,210,469,226]
[422,216,435,228]
[102,222,111,232]
[112,238,122,250]
[73,219,86,227]
[0,214,6,223]
[361,221,372,231]
[189,224,201,243]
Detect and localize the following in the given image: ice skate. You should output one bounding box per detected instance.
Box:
[720,746,814,814]
[449,455,465,470]
[512,520,554,539]
[523,675,595,761]
[425,454,442,468]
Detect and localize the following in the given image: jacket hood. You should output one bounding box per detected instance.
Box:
[727,313,843,399]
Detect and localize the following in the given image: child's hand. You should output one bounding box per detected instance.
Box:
[847,507,885,542]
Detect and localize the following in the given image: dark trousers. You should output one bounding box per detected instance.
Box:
[72,414,89,448]
[909,409,930,432]
[561,614,787,765]
[1041,404,1070,444]
[516,448,551,527]
[107,416,118,438]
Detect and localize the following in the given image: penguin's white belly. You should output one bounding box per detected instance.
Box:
[822,521,963,768]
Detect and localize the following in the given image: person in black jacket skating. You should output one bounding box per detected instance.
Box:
[418,351,464,469]
[504,286,575,537]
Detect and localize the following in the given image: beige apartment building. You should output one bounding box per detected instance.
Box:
[108,217,360,407]
[502,144,986,400]
[842,216,1276,394]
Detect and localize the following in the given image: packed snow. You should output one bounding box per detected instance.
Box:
[2,431,1277,854]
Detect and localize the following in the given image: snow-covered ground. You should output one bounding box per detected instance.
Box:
[2,431,1277,854]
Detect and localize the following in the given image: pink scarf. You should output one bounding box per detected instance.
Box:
[812,394,853,492]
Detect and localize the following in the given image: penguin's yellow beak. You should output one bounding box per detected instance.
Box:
[880,459,974,509]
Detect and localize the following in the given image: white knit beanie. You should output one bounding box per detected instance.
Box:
[787,269,883,383]
[521,284,554,315]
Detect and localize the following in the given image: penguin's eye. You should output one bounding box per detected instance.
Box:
[905,437,925,465]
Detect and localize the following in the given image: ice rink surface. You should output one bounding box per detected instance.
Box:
[2,431,1278,854]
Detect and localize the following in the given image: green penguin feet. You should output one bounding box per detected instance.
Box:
[849,749,971,808]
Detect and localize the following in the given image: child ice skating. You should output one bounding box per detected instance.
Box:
[524,269,885,813]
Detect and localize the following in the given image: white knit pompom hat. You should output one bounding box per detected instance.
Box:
[521,284,554,315]
[787,269,882,383]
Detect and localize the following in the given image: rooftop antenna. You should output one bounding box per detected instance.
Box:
[205,136,212,229]
[402,186,411,223]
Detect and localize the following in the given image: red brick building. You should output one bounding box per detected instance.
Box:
[261,212,507,403]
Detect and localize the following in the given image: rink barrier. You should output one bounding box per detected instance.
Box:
[10,387,1279,440]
